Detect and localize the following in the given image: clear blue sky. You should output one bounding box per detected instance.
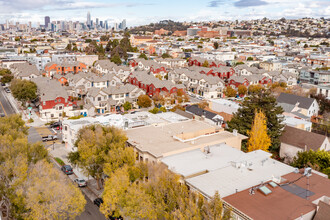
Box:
[0,0,329,26]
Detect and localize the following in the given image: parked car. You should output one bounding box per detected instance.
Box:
[49,121,61,128]
[4,87,10,93]
[42,135,57,142]
[1,82,5,87]
[93,198,103,207]
[61,165,73,175]
[74,178,87,187]
[0,113,5,117]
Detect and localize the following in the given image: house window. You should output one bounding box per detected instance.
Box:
[51,114,54,118]
[55,100,57,103]
[126,93,129,97]
[58,99,61,102]
[98,97,101,101]
[64,126,67,131]
[109,95,112,98]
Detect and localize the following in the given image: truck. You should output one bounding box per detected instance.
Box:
[42,135,58,142]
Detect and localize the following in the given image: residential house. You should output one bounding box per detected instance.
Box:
[85,84,145,113]
[126,120,247,163]
[223,170,330,220]
[10,63,41,80]
[277,93,319,118]
[186,105,224,126]
[44,61,87,77]
[128,71,185,96]
[169,69,225,98]
[316,84,330,98]
[279,126,330,162]
[31,77,75,120]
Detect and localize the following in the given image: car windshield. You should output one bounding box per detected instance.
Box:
[78,179,85,183]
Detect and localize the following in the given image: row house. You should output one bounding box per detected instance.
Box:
[188,57,226,68]
[128,71,185,96]
[228,74,271,88]
[169,69,225,98]
[235,64,266,76]
[189,66,235,79]
[44,61,87,77]
[94,60,131,82]
[154,58,187,68]
[85,84,145,114]
[307,57,330,67]
[271,71,298,86]
[300,68,330,85]
[10,63,41,80]
[130,58,168,78]
[65,72,122,97]
[31,77,75,120]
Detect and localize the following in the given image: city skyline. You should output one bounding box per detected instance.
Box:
[0,0,329,27]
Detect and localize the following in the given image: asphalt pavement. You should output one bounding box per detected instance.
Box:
[76,195,107,220]
[0,85,16,115]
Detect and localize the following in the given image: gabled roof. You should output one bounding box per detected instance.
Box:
[280,126,327,151]
[277,93,315,109]
[186,105,218,120]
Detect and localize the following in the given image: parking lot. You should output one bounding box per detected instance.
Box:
[28,126,62,144]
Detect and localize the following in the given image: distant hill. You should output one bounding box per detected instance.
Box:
[130,20,189,34]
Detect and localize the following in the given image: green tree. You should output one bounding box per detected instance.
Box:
[110,53,122,65]
[224,86,237,97]
[101,163,231,219]
[248,84,264,94]
[247,57,253,61]
[0,69,13,84]
[228,90,284,152]
[123,101,132,111]
[213,42,219,49]
[68,125,134,189]
[247,110,271,152]
[137,95,152,108]
[202,60,209,67]
[161,53,172,59]
[0,115,86,219]
[304,44,308,48]
[66,43,72,51]
[10,79,37,104]
[138,53,148,60]
[238,85,247,96]
[291,150,330,178]
[100,35,110,41]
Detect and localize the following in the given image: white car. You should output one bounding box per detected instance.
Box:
[74,178,87,187]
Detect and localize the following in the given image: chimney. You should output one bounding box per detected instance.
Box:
[304,145,307,152]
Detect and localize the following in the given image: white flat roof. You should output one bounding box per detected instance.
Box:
[284,116,312,127]
[210,98,240,109]
[185,150,295,198]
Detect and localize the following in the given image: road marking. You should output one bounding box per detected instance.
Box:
[0,99,7,116]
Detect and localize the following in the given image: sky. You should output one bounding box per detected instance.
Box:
[0,0,329,27]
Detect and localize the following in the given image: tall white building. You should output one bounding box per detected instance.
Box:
[87,11,91,28]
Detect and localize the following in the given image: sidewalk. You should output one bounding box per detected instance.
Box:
[48,143,104,200]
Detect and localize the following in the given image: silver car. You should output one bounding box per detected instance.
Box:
[74,178,87,187]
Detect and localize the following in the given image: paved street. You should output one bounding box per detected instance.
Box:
[0,85,16,115]
[76,195,107,220]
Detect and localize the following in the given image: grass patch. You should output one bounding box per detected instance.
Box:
[55,157,65,166]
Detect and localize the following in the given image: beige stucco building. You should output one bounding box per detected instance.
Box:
[125,120,247,163]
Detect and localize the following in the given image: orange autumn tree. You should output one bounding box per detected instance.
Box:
[247,109,271,152]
